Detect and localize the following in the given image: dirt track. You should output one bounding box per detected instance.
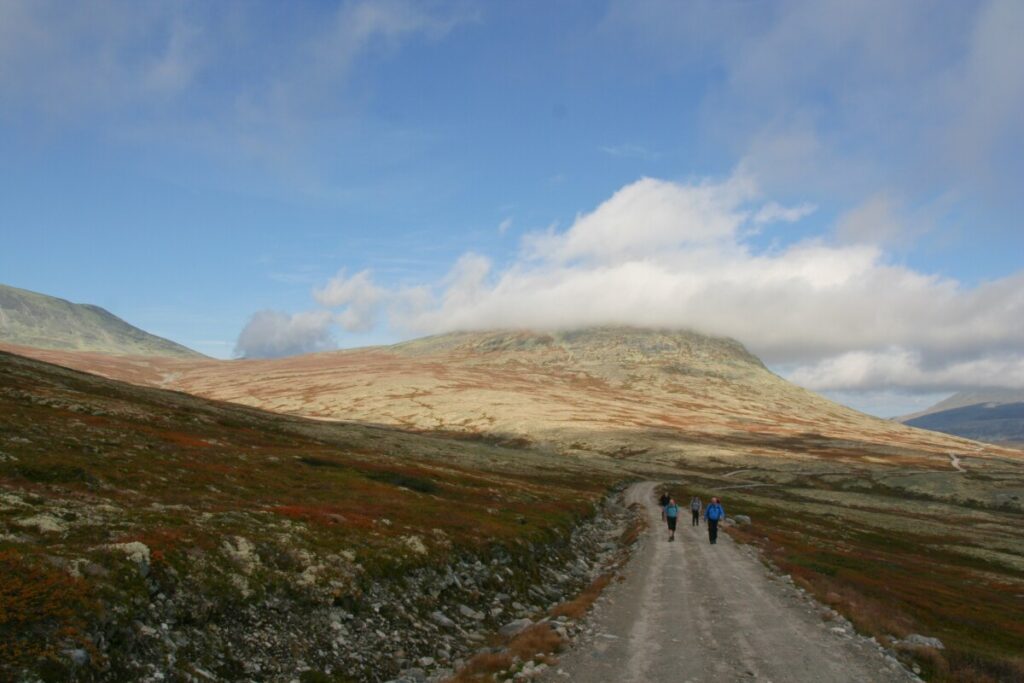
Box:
[544,482,918,682]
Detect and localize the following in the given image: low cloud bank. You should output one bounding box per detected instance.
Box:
[234,310,334,359]
[237,172,1024,394]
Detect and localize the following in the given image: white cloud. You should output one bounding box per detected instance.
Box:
[601,0,1024,209]
[234,310,334,358]
[789,349,1024,392]
[308,171,1024,394]
[835,194,905,246]
[0,0,472,178]
[753,201,816,225]
[498,217,513,234]
[0,1,203,117]
[523,174,756,264]
[313,270,387,332]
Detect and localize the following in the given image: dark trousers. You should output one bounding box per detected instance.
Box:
[708,519,719,544]
[691,510,700,526]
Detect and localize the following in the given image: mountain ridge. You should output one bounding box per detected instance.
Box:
[0,283,203,359]
[899,388,1024,445]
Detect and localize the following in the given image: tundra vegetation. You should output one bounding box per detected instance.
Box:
[3,327,1024,682]
[0,351,619,680]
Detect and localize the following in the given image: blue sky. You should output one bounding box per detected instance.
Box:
[1,0,1022,417]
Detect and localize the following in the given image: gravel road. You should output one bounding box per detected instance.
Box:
[543,481,918,683]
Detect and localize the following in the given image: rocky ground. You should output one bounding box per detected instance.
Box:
[74,487,640,683]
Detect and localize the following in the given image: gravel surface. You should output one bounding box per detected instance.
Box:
[542,482,921,683]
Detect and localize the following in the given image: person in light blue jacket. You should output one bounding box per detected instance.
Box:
[704,497,725,545]
[664,499,680,542]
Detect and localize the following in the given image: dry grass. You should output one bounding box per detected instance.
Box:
[508,623,563,661]
[619,503,647,546]
[446,651,514,683]
[446,623,564,683]
[550,573,613,620]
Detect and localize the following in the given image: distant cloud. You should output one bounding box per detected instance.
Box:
[234,310,334,359]
[600,0,1024,212]
[753,201,816,225]
[313,270,388,332]
[0,1,203,118]
[309,171,1024,393]
[0,0,474,170]
[498,217,513,234]
[788,349,1024,393]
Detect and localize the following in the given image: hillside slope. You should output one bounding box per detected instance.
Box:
[0,283,201,358]
[7,327,1011,470]
[0,350,618,680]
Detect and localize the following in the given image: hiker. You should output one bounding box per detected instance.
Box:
[689,496,702,526]
[665,498,680,541]
[658,491,671,520]
[705,497,725,545]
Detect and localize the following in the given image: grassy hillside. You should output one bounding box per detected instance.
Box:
[0,283,201,358]
[6,327,1008,469]
[0,350,617,680]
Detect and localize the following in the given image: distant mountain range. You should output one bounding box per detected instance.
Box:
[0,283,202,358]
[902,389,1024,446]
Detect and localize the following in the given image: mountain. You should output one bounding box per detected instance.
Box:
[6,326,1009,469]
[902,388,1024,445]
[0,283,202,358]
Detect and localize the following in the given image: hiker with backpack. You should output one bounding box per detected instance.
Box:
[664,498,680,541]
[689,496,702,526]
[704,497,725,544]
[658,490,671,520]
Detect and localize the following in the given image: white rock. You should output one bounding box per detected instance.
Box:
[104,541,151,565]
[15,513,67,533]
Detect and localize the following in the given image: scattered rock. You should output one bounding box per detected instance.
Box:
[431,611,457,629]
[499,618,535,638]
[104,541,151,566]
[902,633,945,650]
[14,513,68,533]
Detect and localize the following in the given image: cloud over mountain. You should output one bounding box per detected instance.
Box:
[306,171,1024,394]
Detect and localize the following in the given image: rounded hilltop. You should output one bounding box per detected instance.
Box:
[388,326,767,374]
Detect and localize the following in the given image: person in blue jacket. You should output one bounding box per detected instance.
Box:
[664,498,680,541]
[704,497,725,545]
